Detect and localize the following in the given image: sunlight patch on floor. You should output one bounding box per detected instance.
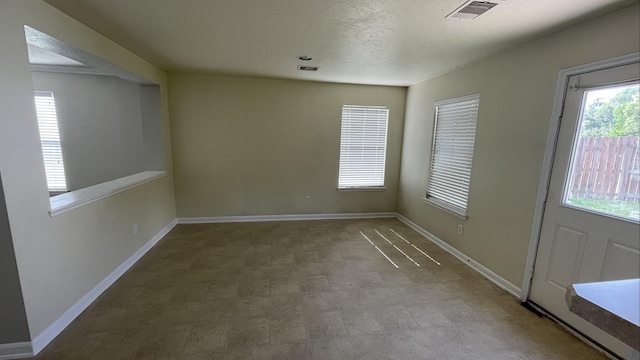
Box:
[389,228,441,266]
[374,230,421,267]
[359,230,399,268]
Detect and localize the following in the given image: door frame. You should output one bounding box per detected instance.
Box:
[520,52,640,302]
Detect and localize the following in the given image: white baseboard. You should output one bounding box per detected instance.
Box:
[177,212,397,224]
[396,214,521,298]
[29,219,177,356]
[0,342,32,360]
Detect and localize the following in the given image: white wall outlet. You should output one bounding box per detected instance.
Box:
[133,223,139,235]
[305,195,311,203]
[457,224,464,235]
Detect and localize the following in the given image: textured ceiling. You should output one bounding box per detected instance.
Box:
[42,0,636,86]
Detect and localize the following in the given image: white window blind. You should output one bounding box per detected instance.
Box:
[426,94,479,217]
[338,105,389,189]
[34,91,67,192]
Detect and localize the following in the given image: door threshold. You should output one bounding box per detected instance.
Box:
[521,301,546,317]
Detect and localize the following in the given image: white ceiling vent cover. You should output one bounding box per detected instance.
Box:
[447,1,498,19]
[298,65,318,71]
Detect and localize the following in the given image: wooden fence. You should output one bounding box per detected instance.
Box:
[567,136,640,202]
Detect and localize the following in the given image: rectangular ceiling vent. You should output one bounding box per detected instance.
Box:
[298,65,318,71]
[447,1,498,19]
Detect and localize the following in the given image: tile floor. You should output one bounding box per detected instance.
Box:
[31,218,607,360]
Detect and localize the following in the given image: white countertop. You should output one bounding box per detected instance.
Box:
[567,278,640,351]
[572,279,640,327]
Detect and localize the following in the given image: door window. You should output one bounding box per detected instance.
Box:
[563,83,640,221]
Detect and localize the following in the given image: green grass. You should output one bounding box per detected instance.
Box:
[567,197,640,220]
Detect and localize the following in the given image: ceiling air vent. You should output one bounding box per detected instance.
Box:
[447,1,498,19]
[298,65,318,71]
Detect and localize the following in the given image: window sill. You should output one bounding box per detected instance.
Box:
[423,197,468,220]
[337,187,386,192]
[49,171,167,216]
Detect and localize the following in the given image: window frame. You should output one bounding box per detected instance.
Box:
[337,105,389,190]
[424,93,480,219]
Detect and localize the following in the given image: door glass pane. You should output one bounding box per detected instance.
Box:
[563,83,640,221]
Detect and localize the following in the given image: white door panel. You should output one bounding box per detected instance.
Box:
[530,62,640,359]
[545,224,587,289]
[601,240,640,281]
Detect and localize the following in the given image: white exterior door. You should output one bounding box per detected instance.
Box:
[529,62,640,359]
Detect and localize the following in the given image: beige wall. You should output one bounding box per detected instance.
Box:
[0,0,175,340]
[169,74,406,217]
[398,5,639,287]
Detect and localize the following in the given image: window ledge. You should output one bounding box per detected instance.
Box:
[423,197,468,220]
[337,187,386,192]
[49,171,167,216]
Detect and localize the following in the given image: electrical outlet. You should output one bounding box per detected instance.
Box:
[306,195,311,203]
[457,224,464,235]
[133,223,139,235]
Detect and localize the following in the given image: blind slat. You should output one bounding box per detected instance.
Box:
[426,95,479,214]
[34,91,68,191]
[338,105,389,188]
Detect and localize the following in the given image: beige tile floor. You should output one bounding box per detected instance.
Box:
[32,218,608,360]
